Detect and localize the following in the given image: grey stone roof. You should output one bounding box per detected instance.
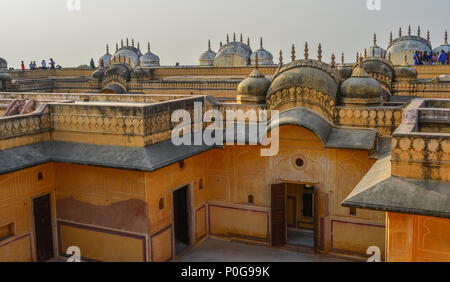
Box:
[342,156,450,219]
[0,140,214,174]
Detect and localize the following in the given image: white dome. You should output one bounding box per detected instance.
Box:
[199,40,216,66]
[432,31,450,54]
[139,43,160,67]
[0,57,7,70]
[112,46,141,68]
[250,38,273,66]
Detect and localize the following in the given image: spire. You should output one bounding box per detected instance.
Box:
[427,30,430,42]
[137,42,140,51]
[208,40,211,51]
[148,42,151,53]
[304,42,309,59]
[255,52,259,69]
[233,32,236,42]
[279,50,283,68]
[373,33,377,45]
[291,44,296,62]
[331,53,335,68]
[220,41,223,49]
[445,30,448,44]
[132,38,135,47]
[317,43,322,62]
[126,38,129,46]
[341,52,345,65]
[363,48,367,58]
[399,27,402,37]
[356,52,359,62]
[247,37,250,47]
[408,25,411,36]
[417,25,421,37]
[260,37,263,49]
[121,39,124,48]
[372,46,375,57]
[240,33,243,43]
[106,44,110,54]
[115,43,118,52]
[226,34,229,44]
[390,31,393,43]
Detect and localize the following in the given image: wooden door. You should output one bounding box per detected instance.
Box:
[271,183,286,246]
[33,194,54,261]
[287,196,296,227]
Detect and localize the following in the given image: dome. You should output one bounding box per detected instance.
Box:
[92,68,105,80]
[358,56,394,88]
[337,53,352,80]
[266,58,341,121]
[362,34,387,59]
[112,45,142,68]
[98,45,113,68]
[199,40,216,66]
[395,55,418,82]
[386,28,432,65]
[432,31,450,55]
[340,59,382,106]
[250,38,274,66]
[104,63,131,80]
[0,71,11,81]
[139,43,160,67]
[213,36,252,67]
[237,67,270,104]
[0,57,7,70]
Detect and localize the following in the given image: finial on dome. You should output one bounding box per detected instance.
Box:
[132,38,135,47]
[372,47,375,57]
[399,27,402,37]
[445,30,448,44]
[279,50,283,67]
[331,53,335,68]
[106,44,109,54]
[121,39,124,48]
[255,52,259,69]
[226,34,229,44]
[408,25,411,36]
[356,52,359,62]
[304,42,309,60]
[137,42,140,51]
[220,41,223,49]
[341,52,345,65]
[291,44,296,62]
[233,33,236,42]
[247,37,250,47]
[126,38,129,46]
[115,43,118,52]
[148,42,151,53]
[427,30,430,42]
[373,33,377,45]
[417,26,421,37]
[240,33,243,43]
[358,56,364,68]
[363,48,367,58]
[390,31,393,43]
[208,39,211,51]
[317,43,322,62]
[260,37,263,49]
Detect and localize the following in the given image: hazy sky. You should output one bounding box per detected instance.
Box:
[1,0,449,68]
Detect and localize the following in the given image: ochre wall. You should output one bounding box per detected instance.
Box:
[387,212,450,262]
[0,163,55,262]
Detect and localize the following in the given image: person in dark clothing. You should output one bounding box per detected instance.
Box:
[90,58,96,69]
[49,58,56,69]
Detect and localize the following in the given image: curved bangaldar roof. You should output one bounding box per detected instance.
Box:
[112,44,142,68]
[213,34,252,67]
[266,43,341,121]
[386,26,432,65]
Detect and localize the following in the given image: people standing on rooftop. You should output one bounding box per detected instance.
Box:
[21,61,25,71]
[49,58,56,69]
[41,60,47,69]
[438,51,447,65]
[90,58,95,69]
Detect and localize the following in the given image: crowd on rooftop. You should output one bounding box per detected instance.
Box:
[414,50,450,65]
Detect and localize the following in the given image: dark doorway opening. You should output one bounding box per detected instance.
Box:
[271,183,318,251]
[33,194,54,261]
[173,186,190,255]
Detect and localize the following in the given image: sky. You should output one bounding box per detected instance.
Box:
[0,0,449,68]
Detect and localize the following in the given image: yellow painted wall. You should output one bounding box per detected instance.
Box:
[387,212,450,262]
[0,163,55,262]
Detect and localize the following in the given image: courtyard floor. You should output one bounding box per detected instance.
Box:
[176,238,357,262]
